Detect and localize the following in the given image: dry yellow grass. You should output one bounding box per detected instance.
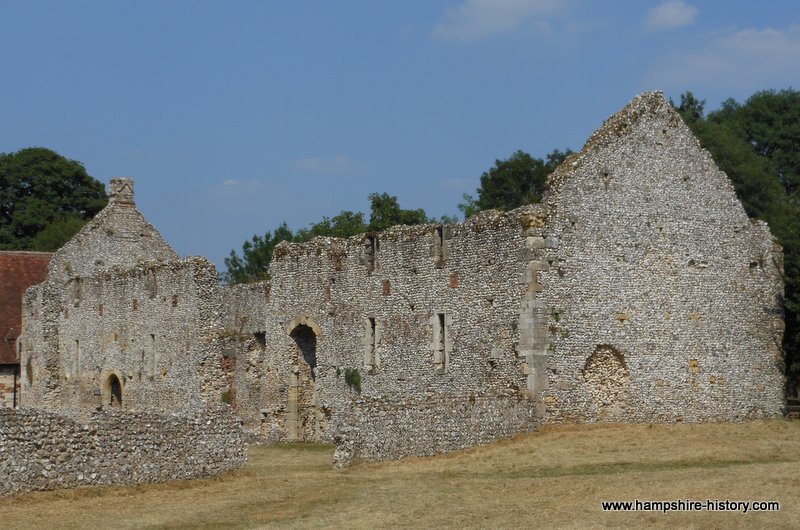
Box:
[2,421,799,529]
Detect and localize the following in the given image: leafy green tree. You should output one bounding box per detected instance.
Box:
[295,211,367,242]
[459,149,572,217]
[225,193,432,283]
[0,147,107,251]
[712,89,800,197]
[674,91,706,126]
[223,223,294,284]
[366,192,429,232]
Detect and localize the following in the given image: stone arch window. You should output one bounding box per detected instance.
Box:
[103,373,124,408]
[581,344,629,419]
[290,324,317,378]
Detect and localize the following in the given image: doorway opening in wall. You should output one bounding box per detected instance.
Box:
[106,374,123,407]
[288,323,321,442]
[291,324,317,379]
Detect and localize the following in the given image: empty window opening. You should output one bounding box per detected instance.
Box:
[432,226,445,268]
[106,374,123,407]
[145,269,157,299]
[432,312,450,373]
[253,331,266,348]
[74,339,80,375]
[363,317,380,370]
[364,235,379,273]
[290,324,317,379]
[70,278,82,306]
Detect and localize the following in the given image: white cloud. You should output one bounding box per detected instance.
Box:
[214,179,263,192]
[291,154,367,175]
[644,24,800,91]
[432,0,567,41]
[644,1,698,31]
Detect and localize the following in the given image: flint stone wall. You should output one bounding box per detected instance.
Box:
[0,405,246,497]
[332,395,536,466]
[21,257,227,415]
[228,209,533,443]
[241,92,785,464]
[530,93,785,423]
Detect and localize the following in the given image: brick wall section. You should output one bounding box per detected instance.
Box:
[0,405,246,497]
[0,251,52,407]
[0,252,51,363]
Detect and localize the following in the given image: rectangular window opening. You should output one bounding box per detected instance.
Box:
[146,333,156,377]
[74,339,80,375]
[434,312,448,373]
[364,317,379,370]
[433,226,445,269]
[364,236,379,273]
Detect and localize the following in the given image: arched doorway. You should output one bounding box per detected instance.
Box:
[103,373,123,408]
[287,323,319,441]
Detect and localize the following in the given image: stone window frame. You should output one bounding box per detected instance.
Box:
[362,316,381,371]
[430,225,451,269]
[431,311,452,374]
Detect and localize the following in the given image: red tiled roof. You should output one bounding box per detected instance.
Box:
[0,251,51,364]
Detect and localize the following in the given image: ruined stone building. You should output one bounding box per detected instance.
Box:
[19,179,228,416]
[18,92,786,465]
[0,251,51,407]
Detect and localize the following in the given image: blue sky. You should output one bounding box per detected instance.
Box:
[2,1,798,270]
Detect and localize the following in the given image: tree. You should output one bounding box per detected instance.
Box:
[295,211,367,242]
[366,192,429,232]
[674,91,706,126]
[0,147,107,251]
[223,223,294,284]
[459,149,572,217]
[714,89,800,197]
[225,193,431,283]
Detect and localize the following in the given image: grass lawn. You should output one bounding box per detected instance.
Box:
[2,421,798,529]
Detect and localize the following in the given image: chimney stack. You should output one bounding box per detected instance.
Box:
[108,178,135,206]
